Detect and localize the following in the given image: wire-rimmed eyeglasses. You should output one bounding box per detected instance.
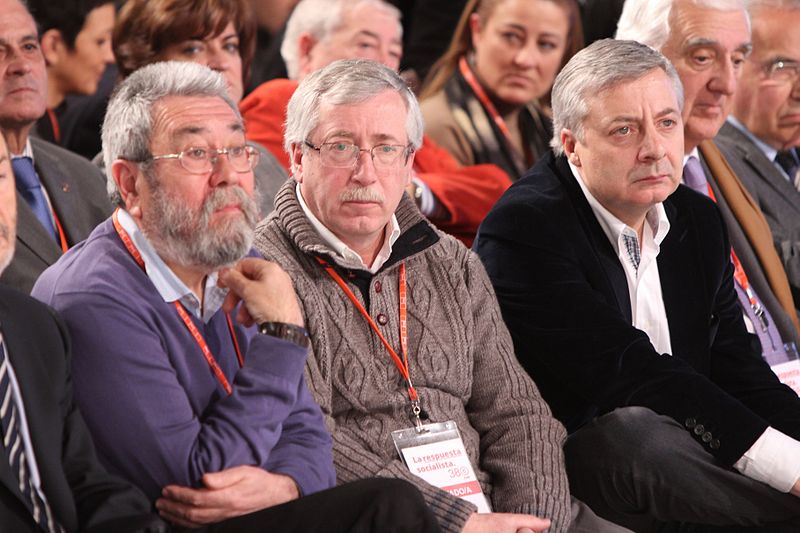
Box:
[146,144,260,174]
[763,59,800,84]
[303,140,414,169]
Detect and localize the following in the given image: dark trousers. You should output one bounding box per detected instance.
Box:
[565,407,800,532]
[194,478,441,533]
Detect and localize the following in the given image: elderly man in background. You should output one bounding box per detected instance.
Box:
[716,0,800,315]
[255,58,629,533]
[240,0,513,246]
[476,38,800,531]
[616,0,800,387]
[0,0,111,293]
[32,61,440,533]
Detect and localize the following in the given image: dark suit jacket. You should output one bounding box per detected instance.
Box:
[716,122,800,313]
[0,286,164,532]
[475,152,800,467]
[1,138,112,294]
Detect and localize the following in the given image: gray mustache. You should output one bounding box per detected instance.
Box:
[339,187,384,203]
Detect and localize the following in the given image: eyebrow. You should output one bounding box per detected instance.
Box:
[0,33,38,47]
[602,107,680,126]
[354,29,401,46]
[685,37,752,55]
[172,122,244,139]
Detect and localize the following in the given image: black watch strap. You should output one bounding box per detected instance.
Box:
[258,322,311,348]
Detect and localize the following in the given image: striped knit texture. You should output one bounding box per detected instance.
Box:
[255,181,571,532]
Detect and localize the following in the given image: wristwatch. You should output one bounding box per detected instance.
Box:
[258,322,311,348]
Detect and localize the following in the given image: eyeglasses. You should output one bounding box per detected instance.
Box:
[763,59,800,83]
[303,140,414,169]
[146,144,260,174]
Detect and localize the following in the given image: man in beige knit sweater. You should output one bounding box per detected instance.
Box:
[254,59,628,533]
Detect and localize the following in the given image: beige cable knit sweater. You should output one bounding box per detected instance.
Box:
[255,180,570,532]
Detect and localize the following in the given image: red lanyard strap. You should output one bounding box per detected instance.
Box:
[705,187,767,329]
[459,56,514,144]
[314,256,418,403]
[112,209,243,395]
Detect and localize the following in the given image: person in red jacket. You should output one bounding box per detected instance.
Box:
[240,0,513,246]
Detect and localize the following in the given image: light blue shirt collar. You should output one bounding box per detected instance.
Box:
[727,116,778,162]
[117,209,227,323]
[725,116,794,181]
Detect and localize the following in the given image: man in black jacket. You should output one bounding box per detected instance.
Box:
[476,38,800,531]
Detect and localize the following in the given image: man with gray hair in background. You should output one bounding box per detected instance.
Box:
[617,0,800,392]
[476,38,800,531]
[32,60,441,533]
[716,0,800,318]
[255,57,628,533]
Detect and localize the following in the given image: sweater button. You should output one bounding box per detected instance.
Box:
[374,281,382,293]
[377,313,388,325]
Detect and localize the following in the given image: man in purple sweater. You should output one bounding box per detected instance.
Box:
[32,61,440,532]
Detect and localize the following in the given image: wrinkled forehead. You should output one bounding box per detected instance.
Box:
[150,95,245,145]
[332,2,402,43]
[313,91,409,142]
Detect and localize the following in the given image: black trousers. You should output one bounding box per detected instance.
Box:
[193,478,441,533]
[565,407,800,532]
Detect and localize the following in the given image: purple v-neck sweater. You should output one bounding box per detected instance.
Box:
[33,218,335,502]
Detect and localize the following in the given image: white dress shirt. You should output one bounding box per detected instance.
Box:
[571,162,673,355]
[296,183,401,273]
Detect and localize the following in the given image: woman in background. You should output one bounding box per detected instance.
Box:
[113,0,288,217]
[29,0,115,158]
[420,0,582,179]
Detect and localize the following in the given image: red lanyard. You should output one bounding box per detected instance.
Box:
[705,187,767,329]
[314,257,421,417]
[459,56,515,145]
[52,210,68,253]
[46,108,61,145]
[112,209,244,395]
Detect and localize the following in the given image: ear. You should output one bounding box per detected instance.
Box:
[297,33,317,79]
[111,159,144,219]
[469,13,482,50]
[289,143,305,183]
[403,151,416,186]
[40,29,66,66]
[560,129,581,166]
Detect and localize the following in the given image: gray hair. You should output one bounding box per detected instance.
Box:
[616,0,749,51]
[281,0,402,80]
[550,39,684,155]
[284,58,423,172]
[102,61,240,206]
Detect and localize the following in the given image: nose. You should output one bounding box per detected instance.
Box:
[209,150,242,187]
[6,47,34,76]
[513,43,539,69]
[378,47,401,71]
[708,57,738,96]
[639,124,667,162]
[101,40,115,64]
[351,149,379,185]
[206,46,231,72]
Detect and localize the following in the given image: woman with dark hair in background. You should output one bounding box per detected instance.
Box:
[29,0,115,158]
[420,0,583,179]
[112,0,289,217]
